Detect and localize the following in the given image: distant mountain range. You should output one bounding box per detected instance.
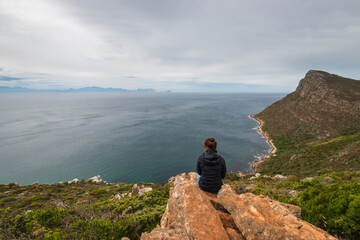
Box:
[0,86,156,93]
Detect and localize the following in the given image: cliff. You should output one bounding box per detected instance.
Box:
[255,70,360,175]
[256,70,360,141]
[141,172,336,240]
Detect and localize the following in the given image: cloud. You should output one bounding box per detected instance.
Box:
[0,75,24,81]
[0,0,359,92]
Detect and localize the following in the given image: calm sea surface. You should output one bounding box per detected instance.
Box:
[0,93,285,185]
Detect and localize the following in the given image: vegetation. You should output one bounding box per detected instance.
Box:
[2,172,359,239]
[225,171,360,240]
[257,133,360,176]
[0,181,168,239]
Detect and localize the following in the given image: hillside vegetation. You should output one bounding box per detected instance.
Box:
[0,181,168,239]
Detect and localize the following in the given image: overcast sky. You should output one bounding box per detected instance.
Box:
[0,0,359,92]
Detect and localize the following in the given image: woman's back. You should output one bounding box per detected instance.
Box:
[196,138,227,194]
[197,150,226,193]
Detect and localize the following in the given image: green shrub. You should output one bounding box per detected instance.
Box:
[290,177,360,239]
[90,188,109,198]
[225,172,240,181]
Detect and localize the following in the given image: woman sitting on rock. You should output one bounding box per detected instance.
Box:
[196,137,227,194]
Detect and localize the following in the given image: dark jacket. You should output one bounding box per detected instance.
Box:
[197,150,227,194]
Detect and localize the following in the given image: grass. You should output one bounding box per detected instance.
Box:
[257,134,360,176]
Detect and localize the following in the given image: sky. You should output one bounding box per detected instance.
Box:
[0,0,359,92]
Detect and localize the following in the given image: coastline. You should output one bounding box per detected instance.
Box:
[249,115,277,171]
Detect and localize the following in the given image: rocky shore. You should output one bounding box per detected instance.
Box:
[249,115,277,171]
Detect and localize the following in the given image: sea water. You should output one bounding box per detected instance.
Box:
[0,93,285,185]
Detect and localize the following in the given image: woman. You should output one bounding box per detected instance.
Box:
[196,137,227,194]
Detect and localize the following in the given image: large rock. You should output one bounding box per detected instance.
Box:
[141,172,230,240]
[218,185,337,240]
[131,184,153,196]
[87,175,103,183]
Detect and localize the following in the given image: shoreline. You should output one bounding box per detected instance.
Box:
[249,115,277,171]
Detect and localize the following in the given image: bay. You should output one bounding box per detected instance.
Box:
[0,93,285,185]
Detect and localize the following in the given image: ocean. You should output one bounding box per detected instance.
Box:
[0,93,285,185]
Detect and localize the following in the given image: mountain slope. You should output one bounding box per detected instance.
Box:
[255,70,360,175]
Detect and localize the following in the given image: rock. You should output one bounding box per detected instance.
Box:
[139,186,153,195]
[55,201,69,209]
[17,192,25,198]
[32,181,39,186]
[141,226,186,239]
[113,193,122,200]
[141,172,229,240]
[322,176,335,185]
[68,178,79,184]
[272,174,287,180]
[226,228,245,240]
[276,201,302,219]
[114,184,153,200]
[130,184,153,197]
[282,189,298,198]
[288,190,298,198]
[188,171,198,182]
[131,184,140,196]
[113,192,129,200]
[4,191,11,195]
[120,237,131,240]
[237,171,245,177]
[250,173,261,180]
[245,184,256,190]
[87,175,103,183]
[25,210,32,214]
[218,185,336,240]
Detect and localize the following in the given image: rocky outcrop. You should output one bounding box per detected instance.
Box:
[256,70,360,140]
[87,175,104,183]
[141,172,336,240]
[114,184,153,200]
[296,70,360,106]
[141,172,231,240]
[219,185,335,240]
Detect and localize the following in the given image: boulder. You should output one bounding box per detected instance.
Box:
[131,184,153,197]
[272,174,287,180]
[226,228,245,240]
[68,178,79,184]
[141,172,229,240]
[218,185,336,240]
[250,173,261,180]
[114,184,153,200]
[87,175,103,183]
